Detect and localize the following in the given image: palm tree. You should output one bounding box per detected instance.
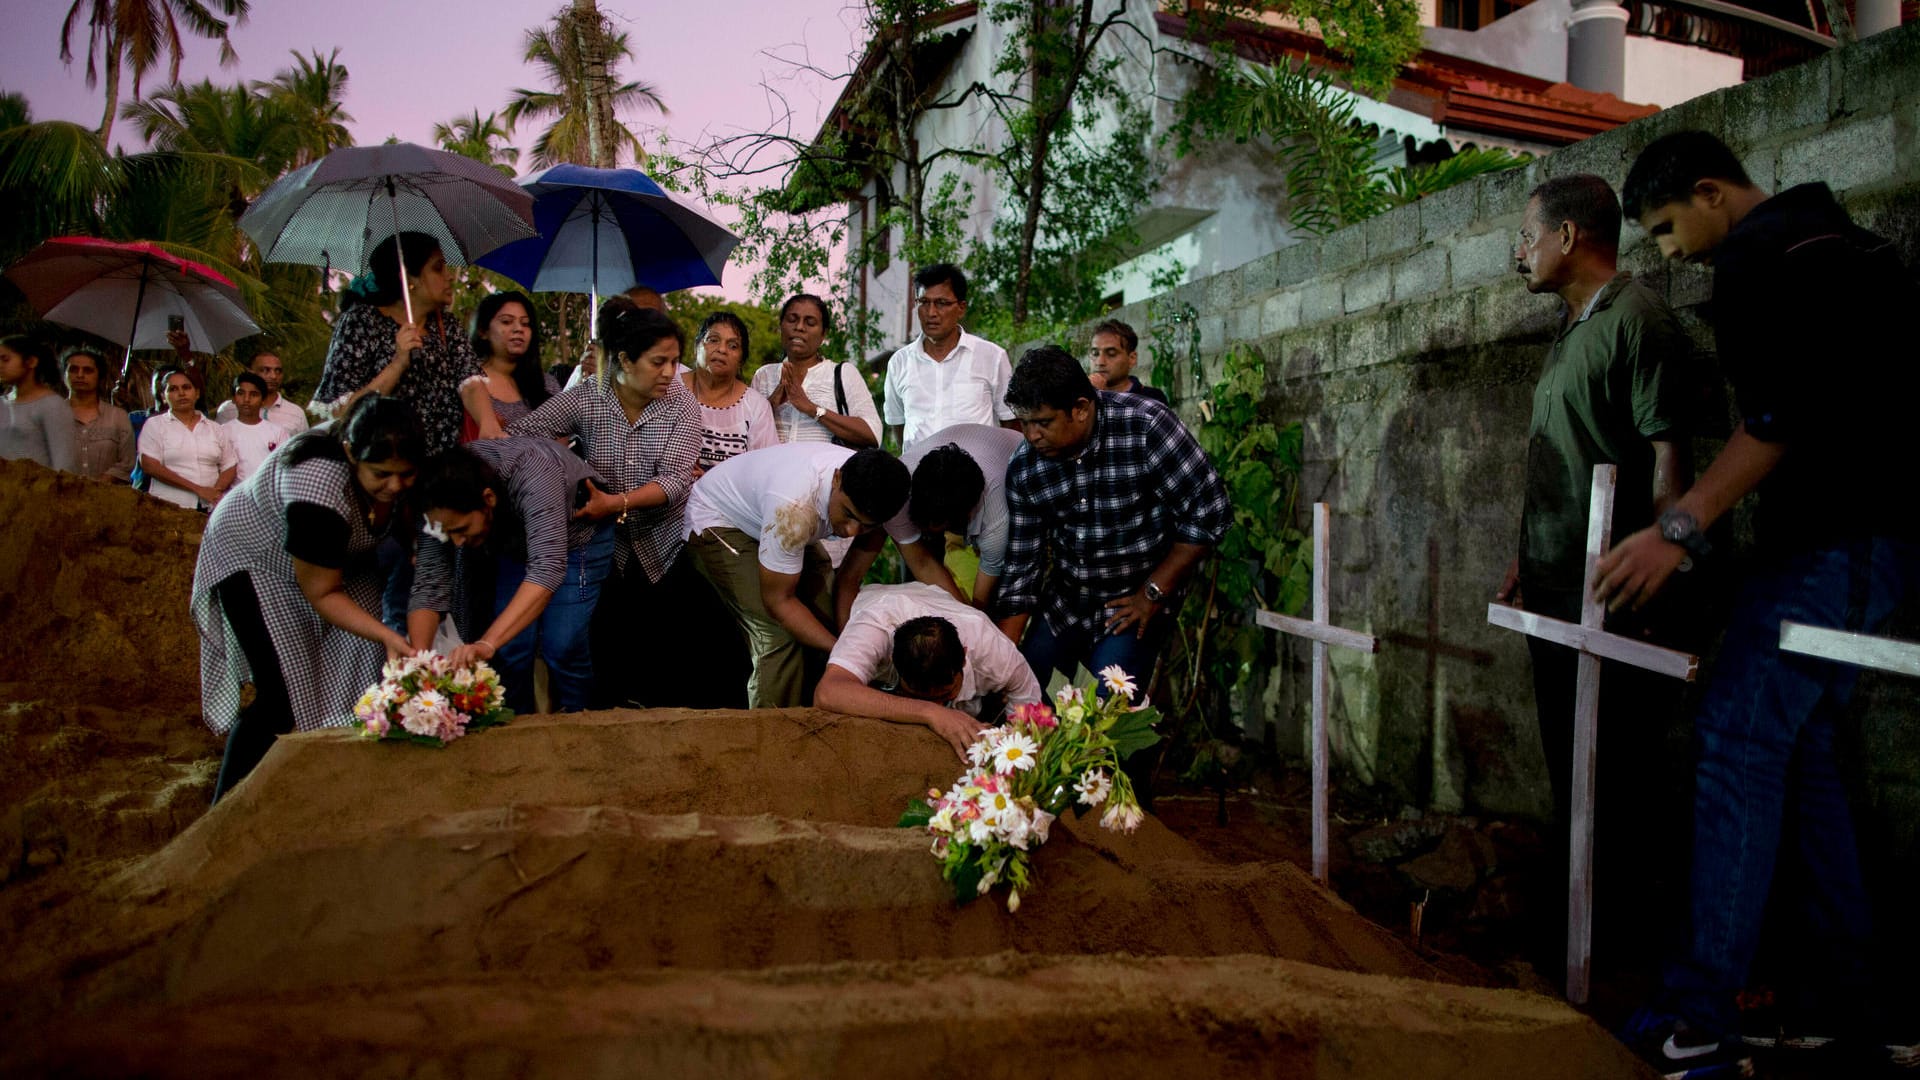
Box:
[504,1,667,169]
[0,92,29,130]
[58,0,252,147]
[434,109,520,177]
[256,48,355,166]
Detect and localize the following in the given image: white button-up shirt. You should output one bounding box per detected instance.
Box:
[826,582,1041,717]
[138,410,237,509]
[881,331,1015,453]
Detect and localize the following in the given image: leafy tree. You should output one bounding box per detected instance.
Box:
[504,0,668,169]
[256,48,355,167]
[0,92,29,130]
[58,0,251,147]
[435,110,520,176]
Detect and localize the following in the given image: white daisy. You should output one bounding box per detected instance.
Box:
[1099,664,1138,700]
[991,732,1041,774]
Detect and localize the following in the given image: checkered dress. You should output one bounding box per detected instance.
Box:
[192,446,393,735]
[997,392,1231,635]
[508,378,701,584]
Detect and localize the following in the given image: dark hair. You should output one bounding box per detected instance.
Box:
[470,291,550,410]
[1005,345,1096,413]
[353,231,444,308]
[695,310,751,376]
[893,615,965,694]
[155,365,199,409]
[913,263,968,303]
[1622,131,1752,221]
[231,371,269,398]
[599,304,684,388]
[1529,174,1622,251]
[779,293,833,336]
[1090,319,1138,353]
[283,393,426,470]
[2,335,63,391]
[839,447,911,523]
[907,443,985,534]
[416,445,502,513]
[58,345,108,390]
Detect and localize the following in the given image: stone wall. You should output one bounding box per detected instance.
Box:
[1085,24,1920,833]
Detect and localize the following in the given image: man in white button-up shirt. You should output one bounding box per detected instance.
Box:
[881,264,1018,453]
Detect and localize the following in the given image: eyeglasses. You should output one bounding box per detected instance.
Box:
[916,298,960,310]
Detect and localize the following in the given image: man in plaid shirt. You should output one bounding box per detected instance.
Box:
[996,346,1229,693]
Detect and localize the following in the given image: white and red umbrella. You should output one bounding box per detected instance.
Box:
[3,237,261,366]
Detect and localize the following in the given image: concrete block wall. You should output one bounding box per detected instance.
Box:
[1066,23,1920,824]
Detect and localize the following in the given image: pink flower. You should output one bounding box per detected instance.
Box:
[1011,702,1057,730]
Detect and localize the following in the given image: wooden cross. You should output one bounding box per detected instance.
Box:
[1485,464,1700,1005]
[1779,622,1920,677]
[1255,503,1380,884]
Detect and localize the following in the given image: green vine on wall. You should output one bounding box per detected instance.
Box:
[1158,344,1310,792]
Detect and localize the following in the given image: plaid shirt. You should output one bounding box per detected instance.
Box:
[509,379,701,584]
[998,392,1230,635]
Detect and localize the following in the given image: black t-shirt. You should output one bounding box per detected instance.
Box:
[1710,184,1920,551]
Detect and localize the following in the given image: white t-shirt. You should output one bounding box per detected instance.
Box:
[827,582,1041,717]
[215,395,309,434]
[881,423,1025,577]
[749,359,882,447]
[685,442,854,574]
[138,411,237,509]
[221,417,292,483]
[881,331,1015,453]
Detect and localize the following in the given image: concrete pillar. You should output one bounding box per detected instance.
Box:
[1856,0,1901,37]
[1567,0,1629,97]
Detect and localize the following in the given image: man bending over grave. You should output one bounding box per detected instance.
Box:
[1594,130,1920,1077]
[685,443,910,708]
[996,345,1229,695]
[1495,172,1698,975]
[817,582,1042,760]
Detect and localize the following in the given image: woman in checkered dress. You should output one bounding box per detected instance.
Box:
[193,395,427,801]
[508,303,702,707]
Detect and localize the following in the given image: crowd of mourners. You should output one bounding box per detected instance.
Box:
[3,126,1916,1078]
[0,239,1225,808]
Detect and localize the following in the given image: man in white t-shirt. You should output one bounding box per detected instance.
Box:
[834,423,1024,626]
[214,350,309,434]
[881,264,1017,454]
[684,442,909,708]
[817,582,1042,759]
[219,372,291,484]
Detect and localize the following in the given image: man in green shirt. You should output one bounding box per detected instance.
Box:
[1495,173,1695,973]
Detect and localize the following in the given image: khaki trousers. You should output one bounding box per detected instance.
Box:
[687,527,831,709]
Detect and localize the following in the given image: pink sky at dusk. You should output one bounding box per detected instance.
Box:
[1,0,869,299]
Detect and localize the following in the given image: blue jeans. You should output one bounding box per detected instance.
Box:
[1664,537,1916,1038]
[1019,610,1170,700]
[493,524,615,714]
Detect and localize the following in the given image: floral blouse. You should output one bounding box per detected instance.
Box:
[315,303,480,455]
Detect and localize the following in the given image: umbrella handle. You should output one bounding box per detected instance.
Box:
[387,179,415,327]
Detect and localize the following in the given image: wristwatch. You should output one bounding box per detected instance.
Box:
[1143,580,1166,604]
[812,402,827,420]
[1658,508,1712,559]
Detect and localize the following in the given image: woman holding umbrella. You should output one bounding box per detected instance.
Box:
[509,301,701,707]
[459,290,557,439]
[0,336,78,473]
[314,231,478,457]
[193,394,425,800]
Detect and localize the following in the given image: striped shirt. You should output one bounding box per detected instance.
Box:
[509,379,701,583]
[410,437,605,618]
[998,392,1230,635]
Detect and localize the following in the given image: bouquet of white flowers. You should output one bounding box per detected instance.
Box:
[351,653,514,747]
[899,665,1160,911]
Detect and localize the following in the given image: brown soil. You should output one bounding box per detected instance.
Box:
[0,462,1652,1079]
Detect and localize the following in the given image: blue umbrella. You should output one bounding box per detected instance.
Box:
[476,165,740,337]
